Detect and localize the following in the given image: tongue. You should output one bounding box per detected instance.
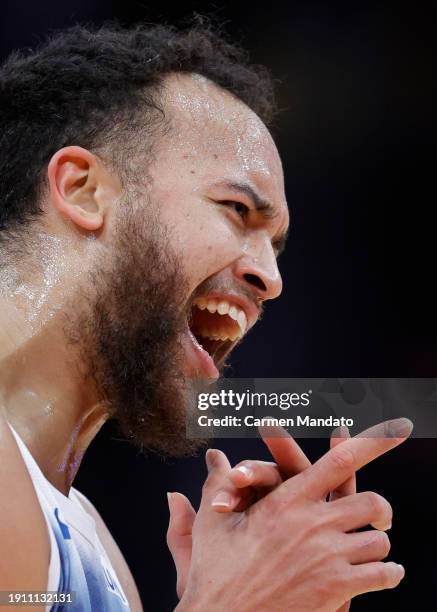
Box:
[182,330,219,380]
[195,335,222,358]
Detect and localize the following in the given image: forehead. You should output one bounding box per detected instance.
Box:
[161,73,287,211]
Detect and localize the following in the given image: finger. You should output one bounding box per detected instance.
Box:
[204,451,278,516]
[330,474,356,500]
[213,460,282,514]
[166,492,196,599]
[328,491,392,532]
[330,426,356,501]
[229,460,282,489]
[298,418,413,500]
[347,561,405,597]
[336,603,351,612]
[215,424,312,514]
[197,449,234,520]
[342,530,391,564]
[330,426,350,448]
[259,423,311,476]
[211,482,257,514]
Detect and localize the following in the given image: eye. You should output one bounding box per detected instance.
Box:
[219,200,250,220]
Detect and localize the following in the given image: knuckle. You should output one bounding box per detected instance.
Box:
[262,486,287,516]
[376,564,391,589]
[201,480,209,496]
[326,562,348,594]
[201,475,215,496]
[330,446,355,471]
[303,515,323,538]
[361,531,390,557]
[314,581,336,604]
[365,491,390,516]
[311,566,343,604]
[260,484,299,521]
[313,502,334,530]
[378,532,391,557]
[239,460,255,472]
[300,502,333,538]
[165,528,173,550]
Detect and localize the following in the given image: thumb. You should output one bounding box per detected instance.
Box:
[166,491,196,599]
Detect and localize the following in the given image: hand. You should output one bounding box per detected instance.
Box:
[210,424,355,512]
[173,419,411,611]
[212,427,356,612]
[168,426,355,609]
[168,422,399,608]
[167,424,335,598]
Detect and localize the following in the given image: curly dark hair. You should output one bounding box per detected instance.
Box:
[0,18,277,243]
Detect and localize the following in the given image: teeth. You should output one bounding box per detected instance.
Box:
[217,301,230,315]
[207,331,240,342]
[229,306,239,321]
[193,297,249,340]
[196,297,207,310]
[206,300,217,313]
[237,310,247,334]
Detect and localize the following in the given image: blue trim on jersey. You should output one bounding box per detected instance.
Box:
[48,507,129,611]
[55,508,71,540]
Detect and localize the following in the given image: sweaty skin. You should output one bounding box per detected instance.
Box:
[0,72,288,492]
[0,72,288,609]
[0,72,408,611]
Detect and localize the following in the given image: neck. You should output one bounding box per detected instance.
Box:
[0,295,109,496]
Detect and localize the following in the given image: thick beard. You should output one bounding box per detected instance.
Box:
[70,201,206,457]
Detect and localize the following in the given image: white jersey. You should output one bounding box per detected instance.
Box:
[8,423,131,611]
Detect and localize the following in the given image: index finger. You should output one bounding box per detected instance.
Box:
[329,426,356,500]
[295,418,413,500]
[259,423,311,476]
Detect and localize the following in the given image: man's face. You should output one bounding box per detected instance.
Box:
[76,73,289,455]
[149,74,289,374]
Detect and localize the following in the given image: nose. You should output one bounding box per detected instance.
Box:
[233,238,283,301]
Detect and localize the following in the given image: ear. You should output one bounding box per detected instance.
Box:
[47,146,120,232]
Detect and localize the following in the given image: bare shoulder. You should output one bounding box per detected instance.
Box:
[0,411,49,602]
[72,488,143,612]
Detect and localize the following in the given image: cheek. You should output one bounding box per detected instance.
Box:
[170,205,242,284]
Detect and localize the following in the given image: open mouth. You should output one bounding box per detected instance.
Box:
[185,296,249,378]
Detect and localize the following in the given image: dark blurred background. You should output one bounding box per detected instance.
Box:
[2,1,435,610]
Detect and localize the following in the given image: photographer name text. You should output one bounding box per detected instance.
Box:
[197,415,354,428]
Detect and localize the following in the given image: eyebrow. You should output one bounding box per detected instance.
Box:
[212,180,289,256]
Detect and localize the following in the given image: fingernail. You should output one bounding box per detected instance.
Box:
[386,418,413,438]
[205,448,217,472]
[333,426,349,438]
[211,491,232,508]
[166,492,173,510]
[382,520,392,531]
[235,465,252,479]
